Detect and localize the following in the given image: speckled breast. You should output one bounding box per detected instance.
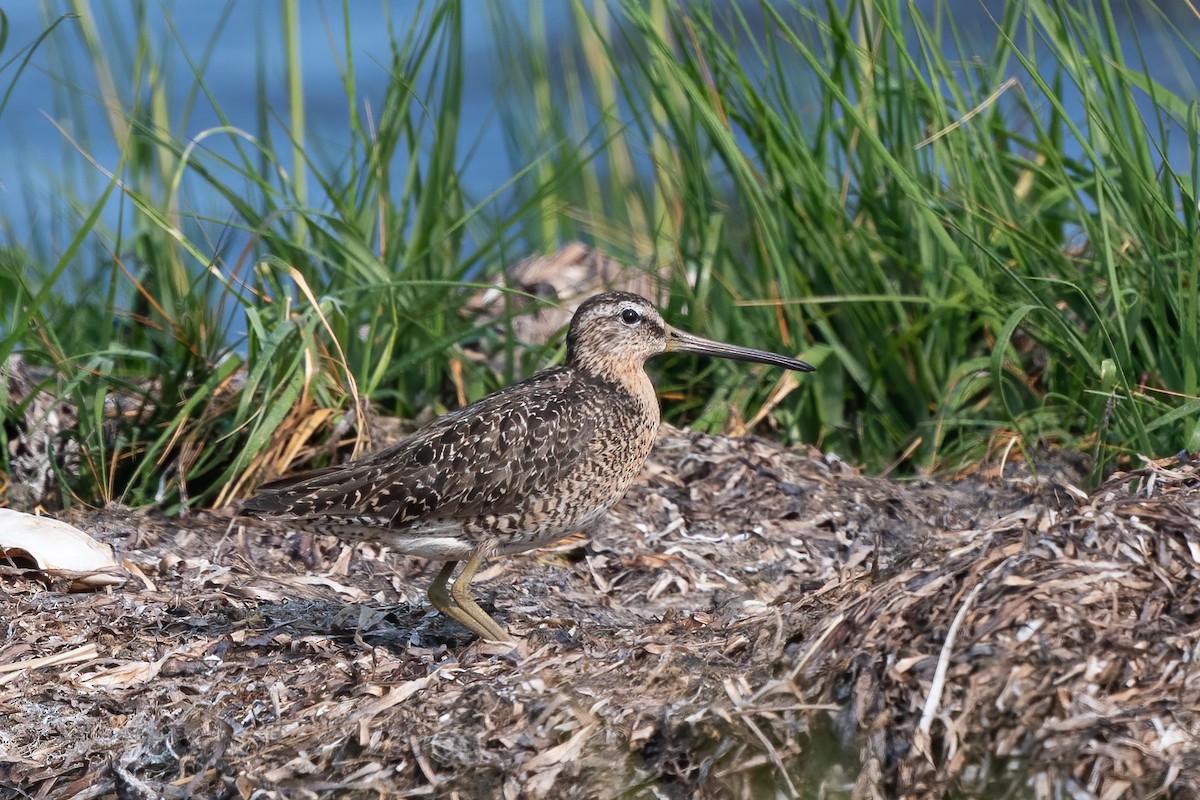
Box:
[493,373,661,554]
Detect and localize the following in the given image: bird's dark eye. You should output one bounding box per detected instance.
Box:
[621,308,641,325]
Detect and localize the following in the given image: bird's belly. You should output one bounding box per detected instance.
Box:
[376,479,628,557]
[379,495,623,560]
[379,529,478,560]
[493,498,620,555]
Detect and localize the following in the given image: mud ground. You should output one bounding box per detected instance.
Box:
[4,426,1198,799]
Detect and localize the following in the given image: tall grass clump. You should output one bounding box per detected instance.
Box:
[1,2,516,510]
[497,0,1199,477]
[1,0,1198,512]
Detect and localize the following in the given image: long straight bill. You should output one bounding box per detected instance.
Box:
[665,327,815,372]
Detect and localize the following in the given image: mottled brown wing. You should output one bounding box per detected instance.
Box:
[240,367,599,529]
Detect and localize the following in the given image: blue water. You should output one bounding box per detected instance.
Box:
[2,2,1198,270]
[1,2,548,253]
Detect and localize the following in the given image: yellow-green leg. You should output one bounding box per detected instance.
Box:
[427,553,514,643]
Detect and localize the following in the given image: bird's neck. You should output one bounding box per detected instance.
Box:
[621,366,659,419]
[578,361,660,418]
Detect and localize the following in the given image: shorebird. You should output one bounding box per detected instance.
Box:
[240,292,814,642]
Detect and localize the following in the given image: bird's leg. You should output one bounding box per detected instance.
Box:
[427,560,460,625]
[427,554,514,643]
[450,551,515,643]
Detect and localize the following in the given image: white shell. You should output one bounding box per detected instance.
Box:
[0,509,124,588]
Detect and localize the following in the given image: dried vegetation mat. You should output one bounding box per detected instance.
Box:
[2,427,1199,798]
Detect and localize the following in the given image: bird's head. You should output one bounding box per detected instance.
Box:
[565,291,815,381]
